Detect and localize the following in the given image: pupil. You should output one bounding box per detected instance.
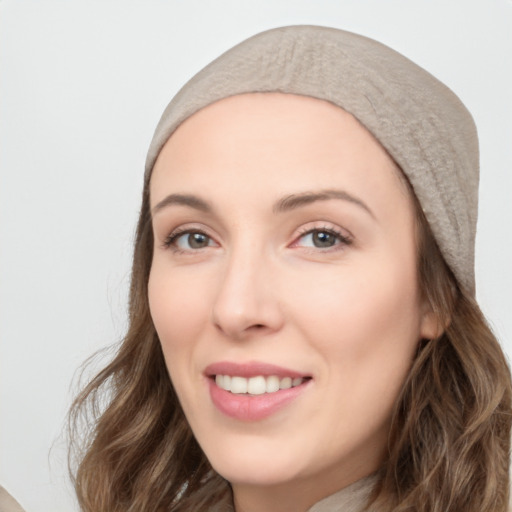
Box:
[188,233,208,248]
[313,231,335,247]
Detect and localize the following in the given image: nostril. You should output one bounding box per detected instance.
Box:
[244,323,267,334]
[249,324,269,332]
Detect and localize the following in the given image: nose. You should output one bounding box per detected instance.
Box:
[211,247,284,341]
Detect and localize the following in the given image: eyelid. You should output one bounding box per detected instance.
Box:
[290,222,353,249]
[159,221,353,253]
[161,223,220,251]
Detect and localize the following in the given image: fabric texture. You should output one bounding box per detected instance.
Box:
[0,486,26,512]
[209,474,377,512]
[145,25,479,294]
[308,474,377,512]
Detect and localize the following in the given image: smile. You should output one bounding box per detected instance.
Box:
[215,374,306,395]
[205,362,312,421]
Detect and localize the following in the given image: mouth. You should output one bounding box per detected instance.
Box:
[204,362,312,421]
[213,374,310,395]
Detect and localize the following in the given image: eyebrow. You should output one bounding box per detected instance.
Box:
[151,193,213,217]
[151,188,375,219]
[273,189,375,219]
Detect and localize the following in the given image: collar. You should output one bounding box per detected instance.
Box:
[307,474,378,512]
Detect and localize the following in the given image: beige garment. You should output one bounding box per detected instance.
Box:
[0,486,25,512]
[145,25,479,295]
[210,474,377,512]
[0,477,376,512]
[308,475,377,512]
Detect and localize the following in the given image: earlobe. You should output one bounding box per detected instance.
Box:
[419,304,445,341]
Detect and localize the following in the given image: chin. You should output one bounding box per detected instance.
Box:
[204,441,304,486]
[214,462,301,487]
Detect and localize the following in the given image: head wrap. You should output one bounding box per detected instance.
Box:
[145,25,479,294]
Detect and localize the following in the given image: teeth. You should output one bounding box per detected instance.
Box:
[215,374,232,391]
[230,376,248,394]
[266,376,280,393]
[215,375,306,394]
[280,377,292,389]
[247,376,266,395]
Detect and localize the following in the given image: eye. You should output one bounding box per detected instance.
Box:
[164,229,216,251]
[294,228,351,249]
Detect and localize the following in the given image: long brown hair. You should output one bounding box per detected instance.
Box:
[368,203,512,511]
[68,177,511,511]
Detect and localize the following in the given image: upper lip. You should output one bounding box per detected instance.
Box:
[204,361,310,379]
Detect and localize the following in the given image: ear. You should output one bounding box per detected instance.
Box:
[419,301,445,340]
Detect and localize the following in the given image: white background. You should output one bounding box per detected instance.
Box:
[1,1,511,510]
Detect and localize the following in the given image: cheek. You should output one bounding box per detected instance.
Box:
[148,265,214,431]
[148,264,209,373]
[294,260,420,339]
[289,251,421,403]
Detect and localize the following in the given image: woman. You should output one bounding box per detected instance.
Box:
[69,26,511,512]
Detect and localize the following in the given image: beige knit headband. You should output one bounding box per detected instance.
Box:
[145,25,479,294]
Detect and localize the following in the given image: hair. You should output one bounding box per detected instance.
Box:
[68,165,512,512]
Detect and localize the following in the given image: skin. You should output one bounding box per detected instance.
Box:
[148,93,437,512]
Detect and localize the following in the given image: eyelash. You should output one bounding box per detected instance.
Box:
[162,227,214,252]
[162,225,353,253]
[293,225,353,250]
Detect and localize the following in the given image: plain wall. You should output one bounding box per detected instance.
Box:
[1,1,511,510]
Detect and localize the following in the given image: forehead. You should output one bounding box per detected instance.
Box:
[150,93,410,209]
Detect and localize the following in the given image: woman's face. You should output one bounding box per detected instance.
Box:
[149,93,436,506]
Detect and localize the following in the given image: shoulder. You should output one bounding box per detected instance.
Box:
[0,486,26,512]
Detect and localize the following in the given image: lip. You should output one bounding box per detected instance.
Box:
[204,361,311,421]
[204,361,307,379]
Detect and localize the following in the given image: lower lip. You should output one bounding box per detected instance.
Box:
[208,378,310,421]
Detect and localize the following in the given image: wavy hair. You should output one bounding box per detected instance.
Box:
[68,176,511,512]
